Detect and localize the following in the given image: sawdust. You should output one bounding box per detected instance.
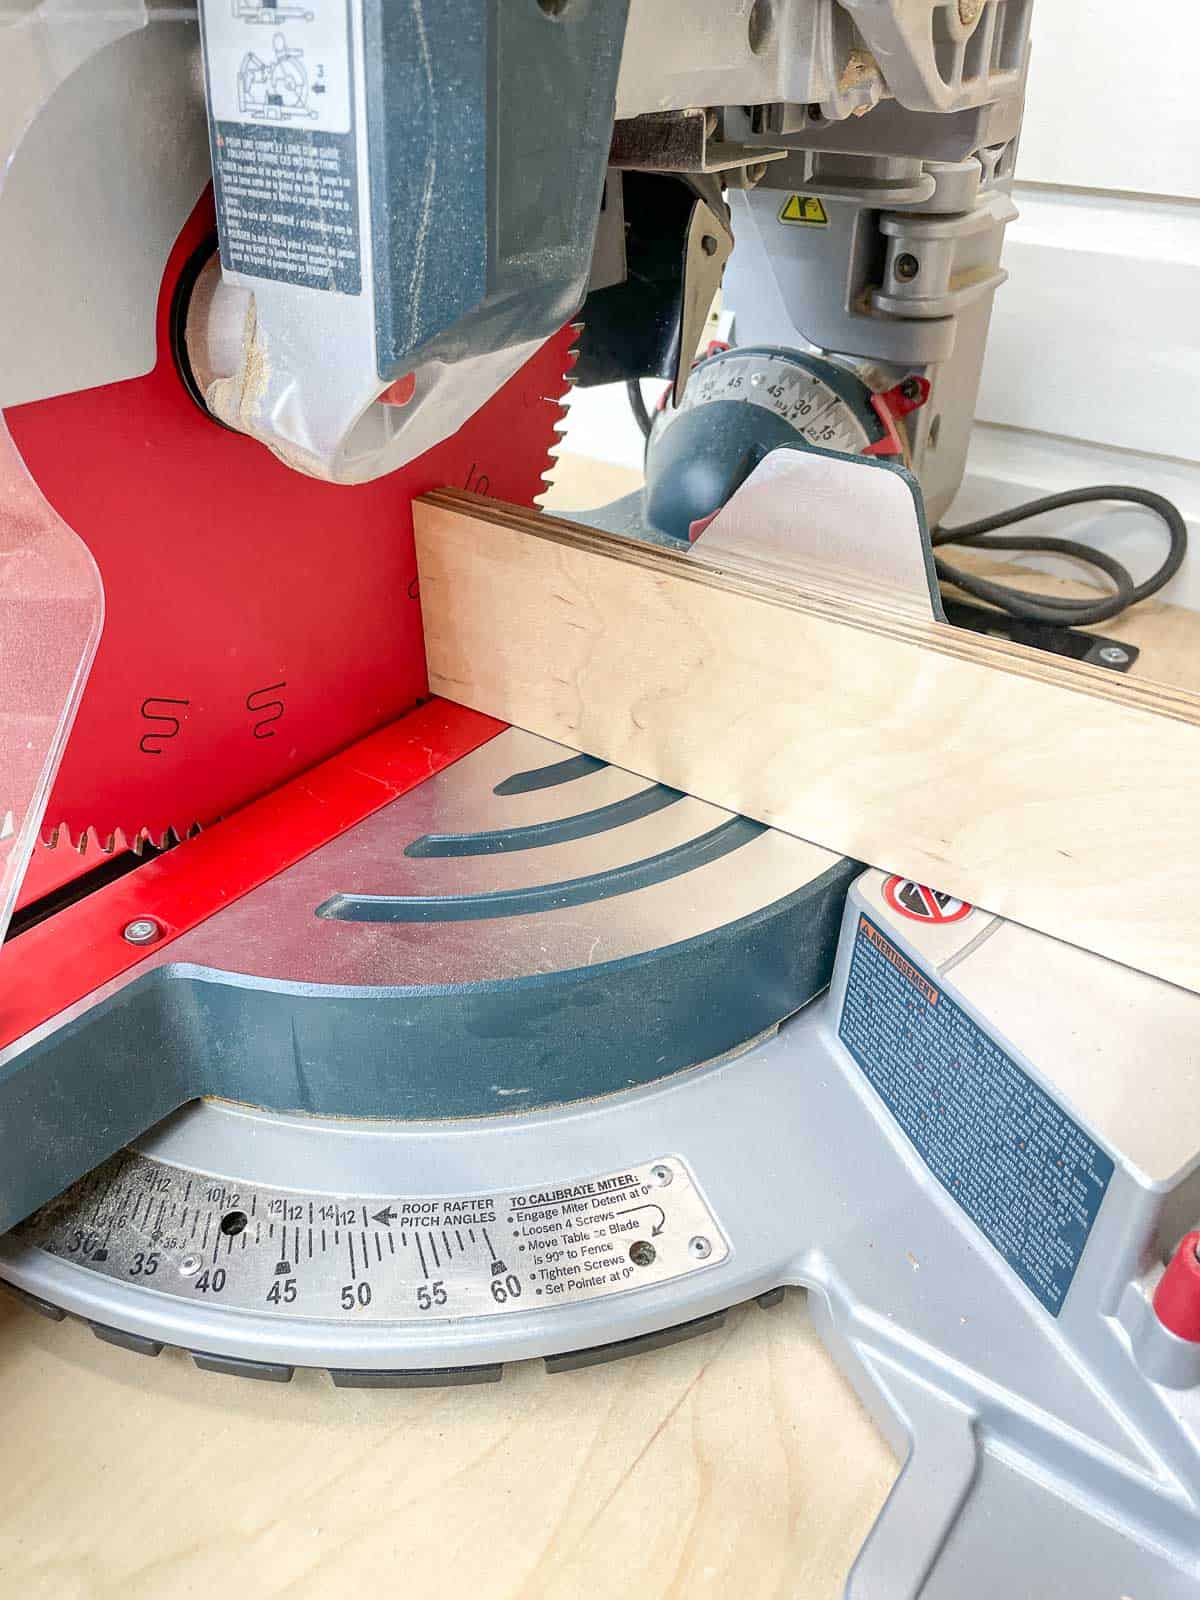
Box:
[205,290,269,437]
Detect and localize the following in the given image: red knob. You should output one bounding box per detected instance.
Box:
[1153,1231,1200,1342]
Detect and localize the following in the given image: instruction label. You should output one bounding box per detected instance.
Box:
[200,0,361,293]
[19,1153,727,1323]
[838,915,1113,1317]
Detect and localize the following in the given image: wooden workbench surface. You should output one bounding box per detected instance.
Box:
[0,1291,895,1598]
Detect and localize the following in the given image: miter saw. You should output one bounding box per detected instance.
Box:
[2,3,1198,1595]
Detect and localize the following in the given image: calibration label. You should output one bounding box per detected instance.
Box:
[838,915,1113,1316]
[18,1154,727,1322]
[199,0,361,293]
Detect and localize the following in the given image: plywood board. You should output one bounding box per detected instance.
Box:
[414,492,1200,996]
[0,1290,895,1600]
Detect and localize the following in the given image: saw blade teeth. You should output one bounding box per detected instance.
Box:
[38,825,123,855]
[538,328,582,404]
[539,376,578,404]
[534,325,587,508]
[38,823,202,855]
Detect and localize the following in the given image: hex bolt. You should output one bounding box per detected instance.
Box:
[122,917,163,946]
[1098,645,1130,666]
[649,1164,673,1188]
[894,253,920,282]
[689,1235,713,1260]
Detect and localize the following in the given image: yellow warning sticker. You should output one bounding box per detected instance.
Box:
[779,194,829,227]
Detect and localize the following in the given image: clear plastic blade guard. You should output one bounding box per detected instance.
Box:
[0,417,102,942]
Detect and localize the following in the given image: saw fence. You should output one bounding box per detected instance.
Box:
[414,490,1200,998]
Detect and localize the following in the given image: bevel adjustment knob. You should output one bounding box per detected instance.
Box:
[1153,1230,1200,1342]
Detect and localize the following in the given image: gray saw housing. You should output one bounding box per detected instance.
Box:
[0,0,1029,500]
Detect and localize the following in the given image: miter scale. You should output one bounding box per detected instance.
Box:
[3,1,1200,1595]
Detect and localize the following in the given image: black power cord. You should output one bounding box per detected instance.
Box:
[626,378,653,440]
[932,486,1187,628]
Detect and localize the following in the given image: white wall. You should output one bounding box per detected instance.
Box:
[1016,3,1200,201]
[964,2,1200,606]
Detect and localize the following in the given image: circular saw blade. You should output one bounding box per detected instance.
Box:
[4,194,574,850]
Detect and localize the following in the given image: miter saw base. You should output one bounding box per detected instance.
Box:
[1,715,1199,1596]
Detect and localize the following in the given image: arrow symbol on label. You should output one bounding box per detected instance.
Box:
[616,1202,666,1237]
[372,1206,398,1226]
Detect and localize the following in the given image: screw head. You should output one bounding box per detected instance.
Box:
[1098,645,1130,666]
[122,916,162,946]
[894,252,920,282]
[700,233,719,257]
[648,1164,673,1188]
[179,1255,202,1277]
[688,1235,713,1260]
[629,1240,657,1267]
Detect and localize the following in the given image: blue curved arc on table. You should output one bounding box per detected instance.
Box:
[404,783,684,858]
[318,816,765,924]
[491,752,608,796]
